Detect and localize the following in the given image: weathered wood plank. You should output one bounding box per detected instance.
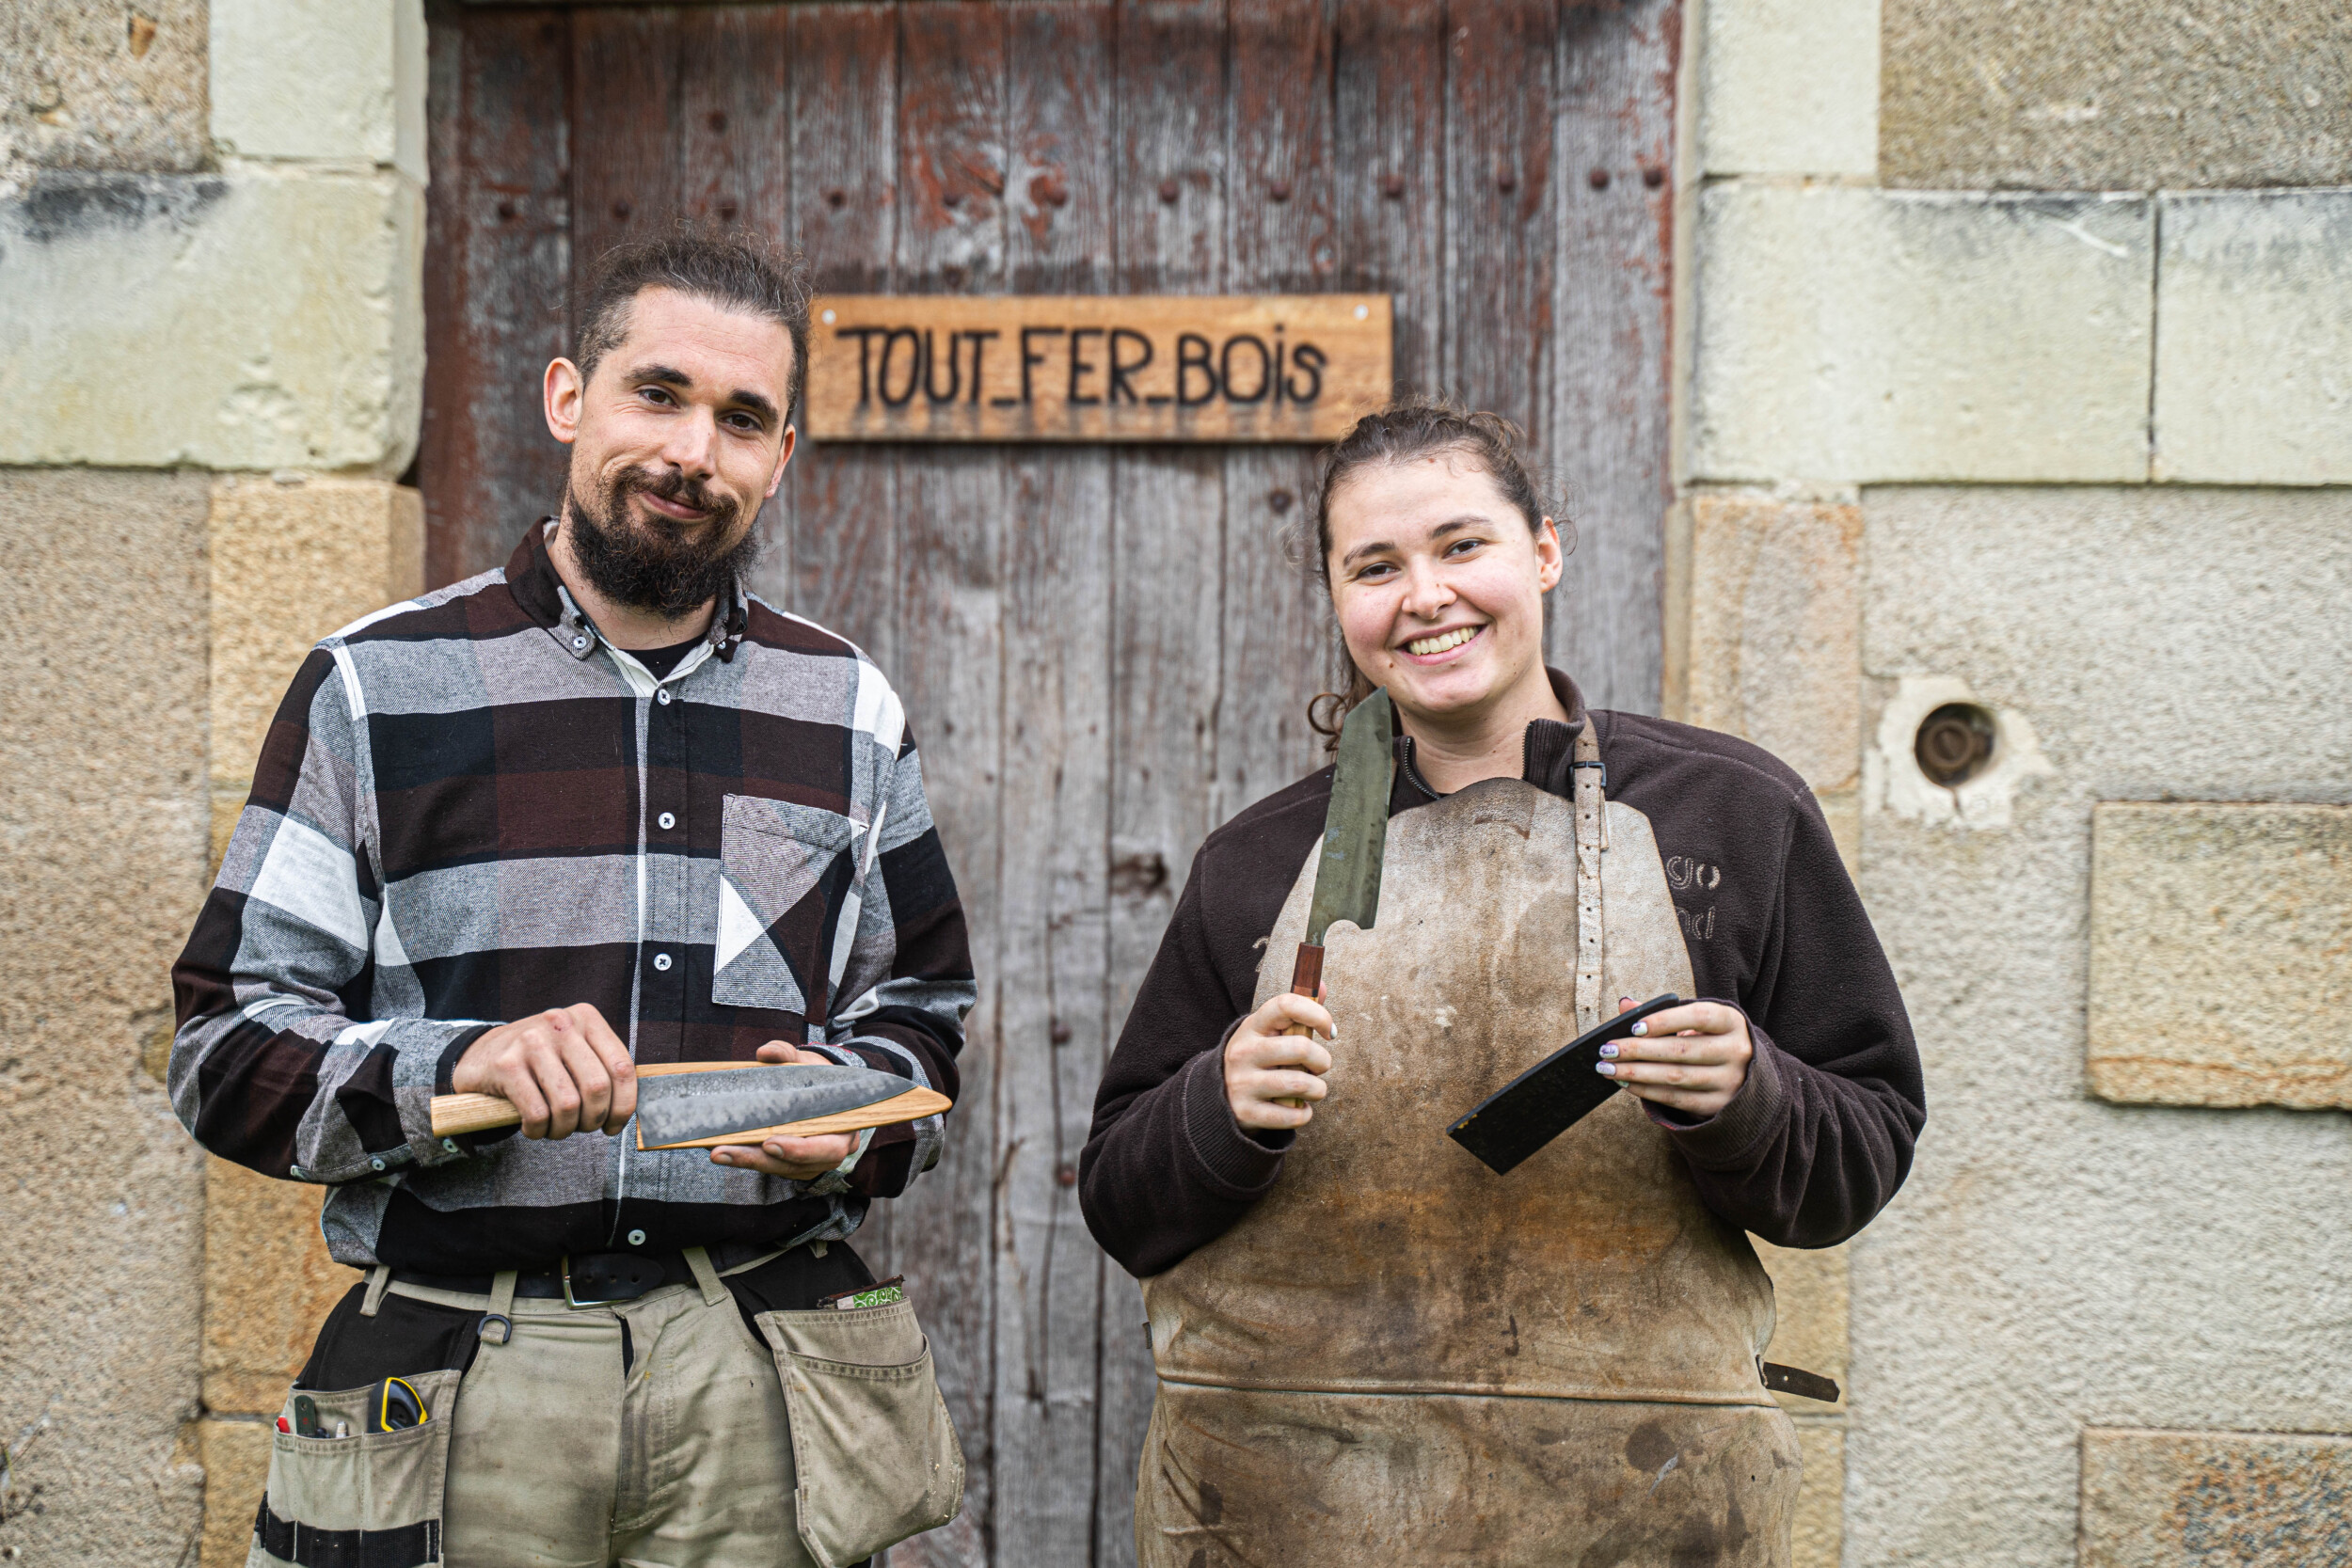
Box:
[1099,5,1231,1560]
[569,8,681,279]
[1218,0,1339,826]
[806,293,1391,442]
[1334,0,1444,395]
[1443,0,1557,441]
[420,4,571,586]
[889,8,1007,1565]
[1549,0,1677,714]
[783,3,898,671]
[992,7,1118,1564]
[677,5,800,616]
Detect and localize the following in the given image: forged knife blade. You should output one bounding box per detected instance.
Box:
[1283,689,1396,1036]
[633,1062,914,1149]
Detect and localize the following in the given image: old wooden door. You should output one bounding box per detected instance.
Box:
[420,3,1677,1561]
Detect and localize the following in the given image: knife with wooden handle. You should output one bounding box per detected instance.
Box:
[1277,689,1395,1103]
[429,1060,949,1149]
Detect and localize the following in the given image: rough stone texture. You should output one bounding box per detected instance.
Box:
[1882,0,2352,192]
[1697,0,1879,177]
[1690,185,2154,484]
[0,167,425,473]
[197,1418,273,1568]
[1788,1418,1844,1568]
[209,476,424,786]
[2080,1428,2352,1568]
[210,0,428,183]
[0,467,212,1564]
[0,0,210,189]
[1848,484,2352,1568]
[1685,494,1863,795]
[203,1159,361,1415]
[2088,802,2352,1110]
[2153,191,2352,486]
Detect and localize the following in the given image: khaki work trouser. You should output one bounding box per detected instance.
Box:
[249,1248,962,1568]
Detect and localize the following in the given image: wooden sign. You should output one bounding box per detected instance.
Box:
[805,295,1391,443]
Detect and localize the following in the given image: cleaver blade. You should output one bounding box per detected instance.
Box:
[636,1063,912,1149]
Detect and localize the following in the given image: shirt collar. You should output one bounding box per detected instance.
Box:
[504,517,752,665]
[1391,667,1591,810]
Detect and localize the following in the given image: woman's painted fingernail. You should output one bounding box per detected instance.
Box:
[1596,1061,1615,1076]
[1630,1021,1648,1036]
[1598,1042,1618,1058]
[1619,996,1632,1006]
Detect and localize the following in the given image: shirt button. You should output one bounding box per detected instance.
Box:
[627,1229,647,1247]
[442,1138,460,1153]
[289,1164,305,1180]
[658,812,676,831]
[370,1157,387,1172]
[652,952,673,972]
[656,688,674,705]
[571,635,588,651]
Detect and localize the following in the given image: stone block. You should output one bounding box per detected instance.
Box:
[2081,1428,2352,1568]
[1685,494,1862,793]
[0,0,209,179]
[2153,191,2352,485]
[210,476,425,789]
[1789,1418,1844,1568]
[199,1418,273,1568]
[1697,0,1879,178]
[203,1157,363,1416]
[1691,185,2153,484]
[0,167,425,472]
[210,0,428,182]
[2088,802,2352,1110]
[1883,0,2352,192]
[1754,1239,1851,1414]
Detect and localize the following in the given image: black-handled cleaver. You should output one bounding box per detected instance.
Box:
[1446,993,1682,1174]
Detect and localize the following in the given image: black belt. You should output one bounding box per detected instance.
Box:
[398,1249,700,1307]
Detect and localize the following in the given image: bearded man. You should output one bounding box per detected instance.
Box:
[170,232,973,1567]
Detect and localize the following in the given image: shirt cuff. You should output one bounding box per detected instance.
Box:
[426,1022,511,1155]
[1651,1008,1790,1171]
[1179,1040,1291,1198]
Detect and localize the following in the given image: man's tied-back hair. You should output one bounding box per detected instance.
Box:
[573,228,815,421]
[1305,397,1569,749]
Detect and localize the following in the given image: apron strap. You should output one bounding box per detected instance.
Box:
[683,1245,729,1308]
[1573,720,1607,1031]
[359,1264,392,1318]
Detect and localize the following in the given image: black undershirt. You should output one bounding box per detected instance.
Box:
[628,635,705,680]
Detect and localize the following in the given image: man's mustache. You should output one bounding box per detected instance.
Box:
[616,467,736,528]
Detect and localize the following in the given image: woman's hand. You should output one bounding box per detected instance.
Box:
[1224,992,1336,1132]
[708,1041,864,1180]
[1596,997,1753,1119]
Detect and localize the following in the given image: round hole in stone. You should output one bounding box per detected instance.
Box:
[1915,703,1996,786]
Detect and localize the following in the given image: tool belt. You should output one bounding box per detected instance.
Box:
[395,1242,783,1307]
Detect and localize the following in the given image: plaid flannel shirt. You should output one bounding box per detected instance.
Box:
[170,523,975,1274]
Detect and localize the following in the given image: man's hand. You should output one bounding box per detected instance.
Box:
[1597,997,1753,1119]
[708,1042,865,1180]
[453,1004,636,1140]
[1225,992,1335,1132]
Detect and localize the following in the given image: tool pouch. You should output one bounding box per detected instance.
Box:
[247,1366,460,1568]
[755,1298,964,1568]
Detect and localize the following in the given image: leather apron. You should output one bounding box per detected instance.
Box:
[1136,732,1801,1565]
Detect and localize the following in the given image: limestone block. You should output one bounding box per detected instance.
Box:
[0,0,208,179]
[1697,0,1879,177]
[203,1158,363,1415]
[2088,802,2352,1110]
[199,1418,273,1568]
[1754,1239,1851,1415]
[0,467,211,1562]
[1789,1418,1844,1568]
[1847,483,2352,1568]
[210,476,425,790]
[2081,1428,2352,1568]
[0,167,425,472]
[210,0,429,182]
[2153,192,2352,485]
[1883,0,2352,192]
[1691,185,2153,484]
[1685,494,1862,793]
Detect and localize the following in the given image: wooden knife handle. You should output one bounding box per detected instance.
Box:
[1276,944,1327,1106]
[427,1060,768,1139]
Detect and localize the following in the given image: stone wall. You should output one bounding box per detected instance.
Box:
[0,5,426,1563]
[1674,0,2352,1562]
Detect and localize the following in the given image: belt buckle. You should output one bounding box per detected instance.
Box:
[562,1255,625,1309]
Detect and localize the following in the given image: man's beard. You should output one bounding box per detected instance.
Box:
[564,465,762,619]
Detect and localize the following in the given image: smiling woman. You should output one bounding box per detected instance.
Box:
[1080,404,1927,1563]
